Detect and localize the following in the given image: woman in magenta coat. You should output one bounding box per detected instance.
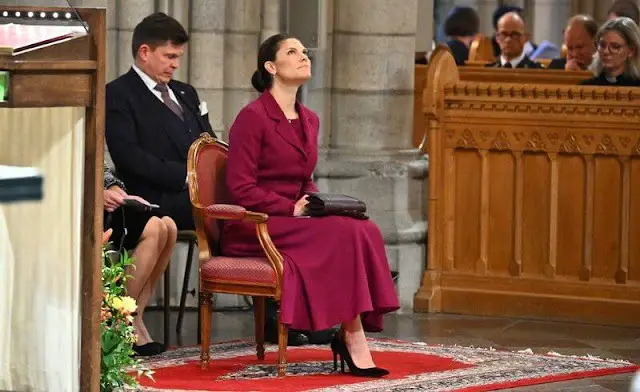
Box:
[221,33,400,378]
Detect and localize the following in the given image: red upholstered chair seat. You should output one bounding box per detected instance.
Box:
[201,256,277,287]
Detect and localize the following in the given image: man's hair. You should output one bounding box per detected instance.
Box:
[566,14,599,39]
[608,0,640,25]
[131,12,189,58]
[444,7,480,37]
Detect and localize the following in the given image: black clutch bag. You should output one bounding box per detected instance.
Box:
[304,192,368,220]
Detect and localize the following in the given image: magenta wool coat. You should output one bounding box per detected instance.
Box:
[221,91,399,332]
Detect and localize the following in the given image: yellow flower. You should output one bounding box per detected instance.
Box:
[108,295,137,315]
[120,296,137,314]
[109,296,123,310]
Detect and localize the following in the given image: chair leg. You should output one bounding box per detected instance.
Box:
[276,308,288,377]
[176,240,196,338]
[199,292,212,370]
[163,268,171,347]
[197,303,202,345]
[252,296,265,360]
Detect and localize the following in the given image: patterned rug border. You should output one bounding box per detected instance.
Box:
[128,338,639,392]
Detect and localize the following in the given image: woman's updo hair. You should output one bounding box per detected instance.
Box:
[251,33,293,92]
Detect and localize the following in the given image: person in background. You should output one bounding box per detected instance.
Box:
[106,12,216,232]
[103,161,177,356]
[443,6,480,66]
[608,0,640,24]
[491,5,537,58]
[581,17,640,86]
[548,15,598,71]
[223,33,400,378]
[486,12,543,69]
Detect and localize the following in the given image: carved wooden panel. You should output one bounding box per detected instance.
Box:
[415,48,640,326]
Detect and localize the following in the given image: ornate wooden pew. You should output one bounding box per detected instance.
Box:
[413,47,593,150]
[413,49,640,327]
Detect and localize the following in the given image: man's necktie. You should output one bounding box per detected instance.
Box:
[154,83,184,120]
[503,62,513,69]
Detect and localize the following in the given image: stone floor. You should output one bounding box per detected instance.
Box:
[145,307,640,391]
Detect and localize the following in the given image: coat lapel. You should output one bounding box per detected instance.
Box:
[170,81,208,133]
[259,91,307,159]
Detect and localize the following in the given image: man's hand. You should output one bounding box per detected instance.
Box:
[565,59,584,71]
[104,185,126,212]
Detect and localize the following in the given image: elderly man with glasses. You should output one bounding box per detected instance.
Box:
[486,12,543,69]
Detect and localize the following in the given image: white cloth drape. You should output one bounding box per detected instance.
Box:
[0,107,84,392]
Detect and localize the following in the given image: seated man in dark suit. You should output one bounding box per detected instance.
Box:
[107,12,336,346]
[105,12,215,231]
[547,15,598,71]
[486,12,543,69]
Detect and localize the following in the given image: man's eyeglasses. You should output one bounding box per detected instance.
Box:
[597,41,628,54]
[497,31,523,40]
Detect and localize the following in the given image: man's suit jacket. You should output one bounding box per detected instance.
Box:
[105,68,216,228]
[485,55,544,69]
[547,58,567,70]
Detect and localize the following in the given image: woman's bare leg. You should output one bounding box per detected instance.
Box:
[341,315,376,369]
[134,217,177,343]
[127,217,167,345]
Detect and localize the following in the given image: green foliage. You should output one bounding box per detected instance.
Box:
[100,245,154,392]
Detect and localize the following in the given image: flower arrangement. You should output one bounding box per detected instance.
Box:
[100,230,154,392]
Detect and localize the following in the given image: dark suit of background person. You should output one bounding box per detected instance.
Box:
[485,55,543,69]
[106,69,215,230]
[443,6,480,66]
[580,72,640,86]
[105,13,216,231]
[547,58,567,69]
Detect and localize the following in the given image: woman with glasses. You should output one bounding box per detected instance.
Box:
[581,17,640,86]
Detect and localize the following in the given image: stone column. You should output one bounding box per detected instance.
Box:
[189,0,226,136]
[477,0,501,37]
[260,0,281,43]
[168,0,191,83]
[116,0,155,76]
[321,0,427,309]
[531,0,572,47]
[300,0,333,148]
[105,0,118,82]
[221,0,262,139]
[416,0,434,53]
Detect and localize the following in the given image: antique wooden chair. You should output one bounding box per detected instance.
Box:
[186,134,289,377]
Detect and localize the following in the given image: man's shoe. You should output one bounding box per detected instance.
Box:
[305,326,339,345]
[264,322,309,346]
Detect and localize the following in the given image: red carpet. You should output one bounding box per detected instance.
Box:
[131,339,639,391]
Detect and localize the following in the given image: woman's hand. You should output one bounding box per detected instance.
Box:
[104,185,127,212]
[293,195,309,217]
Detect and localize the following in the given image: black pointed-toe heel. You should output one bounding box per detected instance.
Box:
[329,335,389,378]
[132,342,163,357]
